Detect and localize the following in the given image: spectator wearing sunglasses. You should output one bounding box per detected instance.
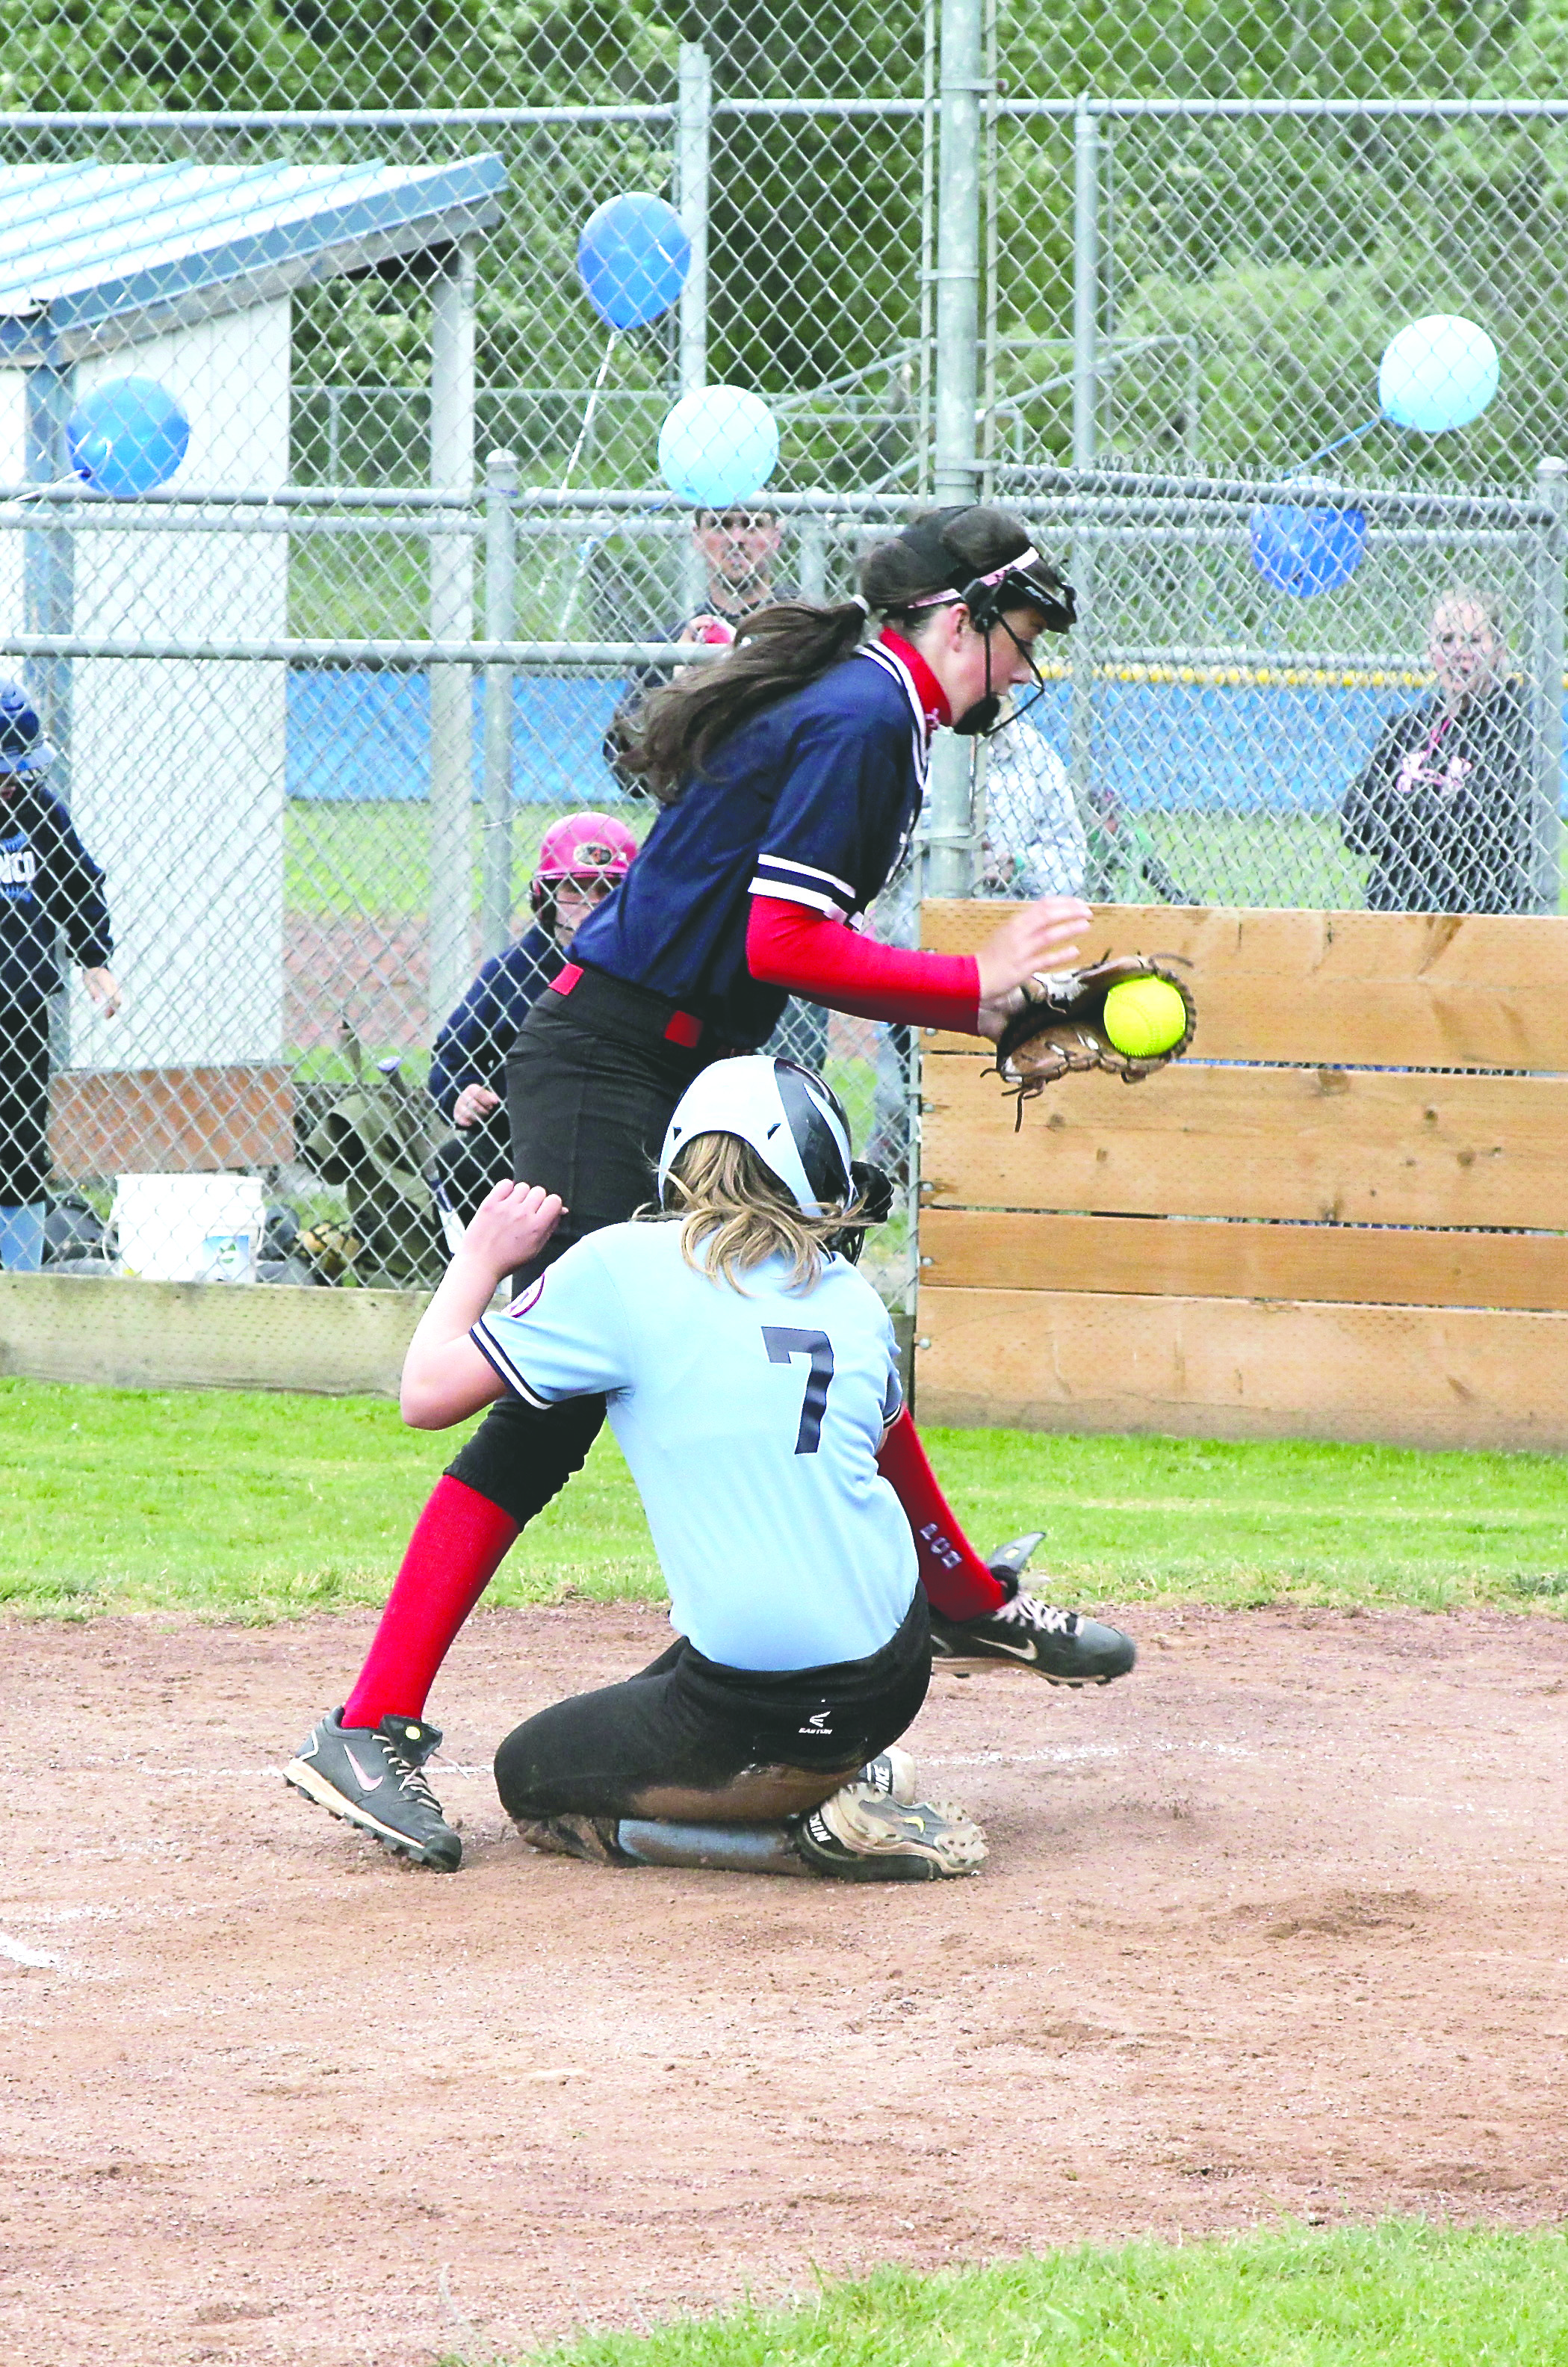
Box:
[606,507,797,785]
[1342,589,1534,914]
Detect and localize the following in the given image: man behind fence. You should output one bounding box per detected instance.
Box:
[1341,587,1533,915]
[0,683,120,1272]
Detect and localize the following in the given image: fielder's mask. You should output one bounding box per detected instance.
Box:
[0,679,55,776]
[896,507,1075,739]
[657,1055,854,1218]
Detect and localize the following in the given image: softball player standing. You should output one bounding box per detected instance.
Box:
[288,505,1136,1871]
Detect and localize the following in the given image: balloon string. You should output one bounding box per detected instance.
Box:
[1286,416,1381,477]
[559,331,618,497]
[554,331,618,634]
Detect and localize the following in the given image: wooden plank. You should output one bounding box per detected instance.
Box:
[915,1284,1568,1451]
[50,1064,295,1179]
[921,1208,1568,1311]
[920,1056,1568,1230]
[918,902,1568,1069]
[0,1273,426,1396]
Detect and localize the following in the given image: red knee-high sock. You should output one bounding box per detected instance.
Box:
[876,1406,1007,1621]
[341,1476,518,1729]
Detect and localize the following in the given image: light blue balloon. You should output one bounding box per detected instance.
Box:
[1249,502,1367,598]
[1378,315,1499,435]
[658,386,780,508]
[577,194,690,331]
[66,375,190,496]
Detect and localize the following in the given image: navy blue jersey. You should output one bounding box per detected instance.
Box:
[571,643,929,1048]
[428,921,562,1118]
[0,782,112,1006]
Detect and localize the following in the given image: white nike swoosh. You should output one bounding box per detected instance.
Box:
[949,1633,1040,1662]
[342,1745,385,1791]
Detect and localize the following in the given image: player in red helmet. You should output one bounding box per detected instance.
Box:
[530,812,640,935]
[428,811,638,1228]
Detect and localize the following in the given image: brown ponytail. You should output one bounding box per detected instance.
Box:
[619,504,1041,802]
[626,598,867,802]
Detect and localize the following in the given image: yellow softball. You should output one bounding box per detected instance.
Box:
[1102,976,1188,1059]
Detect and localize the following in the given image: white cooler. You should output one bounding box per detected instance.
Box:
[114,1173,266,1284]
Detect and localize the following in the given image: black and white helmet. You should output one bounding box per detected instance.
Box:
[657,1056,853,1216]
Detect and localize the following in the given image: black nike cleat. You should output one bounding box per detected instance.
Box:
[927,1534,1136,1685]
[793,1782,987,1881]
[285,1709,462,1870]
[857,1745,918,1803]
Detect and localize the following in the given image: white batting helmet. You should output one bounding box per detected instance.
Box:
[657,1056,853,1216]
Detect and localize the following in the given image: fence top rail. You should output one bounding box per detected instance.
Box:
[0,482,485,510]
[1000,464,1559,527]
[509,486,923,518]
[0,633,731,666]
[0,483,928,519]
[0,99,928,131]
[0,478,1549,533]
[0,94,1565,131]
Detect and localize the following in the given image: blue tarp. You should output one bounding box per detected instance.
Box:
[288,672,625,805]
[286,670,1567,814]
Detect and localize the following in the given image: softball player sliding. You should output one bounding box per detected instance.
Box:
[287,504,1135,1872]
[359,1057,986,1881]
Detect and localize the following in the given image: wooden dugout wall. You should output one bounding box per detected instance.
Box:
[915,903,1568,1452]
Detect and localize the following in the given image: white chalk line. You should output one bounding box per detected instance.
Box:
[0,1931,59,1968]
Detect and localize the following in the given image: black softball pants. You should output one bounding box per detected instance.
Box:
[444,970,725,1526]
[494,1592,930,1822]
[0,997,52,1204]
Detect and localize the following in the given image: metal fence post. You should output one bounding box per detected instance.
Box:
[428,237,477,1029]
[1070,96,1103,892]
[798,513,827,600]
[677,44,712,617]
[481,448,518,959]
[1532,455,1565,916]
[926,0,984,900]
[24,364,73,802]
[1072,99,1100,471]
[676,44,710,400]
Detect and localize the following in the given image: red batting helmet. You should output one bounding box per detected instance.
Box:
[530,811,638,913]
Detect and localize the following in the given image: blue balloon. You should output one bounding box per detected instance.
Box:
[66,376,190,497]
[577,194,690,330]
[1249,501,1367,598]
[658,386,780,509]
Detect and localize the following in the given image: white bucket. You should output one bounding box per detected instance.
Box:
[114,1174,266,1284]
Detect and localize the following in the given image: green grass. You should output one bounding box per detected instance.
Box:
[4,1378,1567,1621]
[480,2221,1568,2367]
[0,1379,661,1621]
[285,798,627,923]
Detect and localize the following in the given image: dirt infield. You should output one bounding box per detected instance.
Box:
[6,1601,1568,2367]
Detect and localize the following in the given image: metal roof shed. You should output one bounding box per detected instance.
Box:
[0,158,503,1083]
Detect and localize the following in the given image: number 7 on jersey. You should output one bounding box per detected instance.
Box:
[762,1326,834,1454]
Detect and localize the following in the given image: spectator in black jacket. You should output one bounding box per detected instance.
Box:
[428,811,637,1229]
[1342,589,1534,914]
[0,683,120,1272]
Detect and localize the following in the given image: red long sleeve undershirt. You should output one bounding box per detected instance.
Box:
[746,895,981,1032]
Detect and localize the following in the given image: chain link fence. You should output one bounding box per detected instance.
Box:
[1,1,1565,1355]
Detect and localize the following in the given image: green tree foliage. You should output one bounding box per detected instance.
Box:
[0,0,1564,482]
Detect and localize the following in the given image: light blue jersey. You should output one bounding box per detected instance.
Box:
[472,1222,917,1672]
